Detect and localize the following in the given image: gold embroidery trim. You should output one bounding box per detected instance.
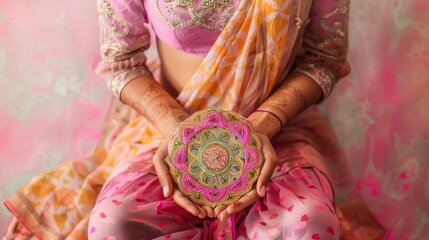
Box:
[320,0,350,37]
[109,66,153,98]
[153,0,234,30]
[304,0,350,61]
[97,0,130,38]
[295,63,336,99]
[97,0,134,61]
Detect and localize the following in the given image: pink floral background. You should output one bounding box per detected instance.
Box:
[0,0,428,239]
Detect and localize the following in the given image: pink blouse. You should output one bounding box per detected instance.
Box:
[95,0,351,99]
[144,0,240,55]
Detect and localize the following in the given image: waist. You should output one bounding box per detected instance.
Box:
[157,38,205,97]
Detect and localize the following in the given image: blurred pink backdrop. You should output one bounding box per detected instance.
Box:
[0,0,428,239]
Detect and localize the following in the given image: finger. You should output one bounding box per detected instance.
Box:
[153,140,174,197]
[202,206,215,218]
[172,189,207,218]
[218,208,230,221]
[225,189,259,216]
[214,204,227,218]
[256,134,278,197]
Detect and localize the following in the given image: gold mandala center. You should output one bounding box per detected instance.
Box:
[202,145,228,170]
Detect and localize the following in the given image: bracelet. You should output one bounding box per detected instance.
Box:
[294,63,336,100]
[109,66,153,98]
[252,109,284,131]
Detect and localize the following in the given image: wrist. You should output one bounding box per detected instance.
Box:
[159,109,190,137]
[248,110,283,139]
[121,77,190,137]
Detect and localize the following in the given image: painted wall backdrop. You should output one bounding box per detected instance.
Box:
[0,0,428,239]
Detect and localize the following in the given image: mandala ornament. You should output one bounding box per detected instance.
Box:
[166,108,263,208]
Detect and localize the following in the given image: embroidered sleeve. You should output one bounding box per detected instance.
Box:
[95,0,153,98]
[294,0,351,101]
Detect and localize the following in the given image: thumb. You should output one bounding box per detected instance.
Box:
[256,134,277,197]
[153,140,174,197]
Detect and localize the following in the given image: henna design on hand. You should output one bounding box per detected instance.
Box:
[264,91,288,110]
[265,86,309,114]
[248,112,282,138]
[130,83,165,113]
[130,82,189,124]
[148,102,170,122]
[165,100,189,121]
[130,90,147,113]
[290,87,309,111]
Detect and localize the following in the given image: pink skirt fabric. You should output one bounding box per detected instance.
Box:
[85,104,345,240]
[88,166,340,239]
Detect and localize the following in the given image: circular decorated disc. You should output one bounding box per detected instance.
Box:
[166,108,263,208]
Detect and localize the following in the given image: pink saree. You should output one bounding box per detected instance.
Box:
[4,0,351,239]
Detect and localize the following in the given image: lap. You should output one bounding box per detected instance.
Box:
[88,167,340,240]
[237,167,339,239]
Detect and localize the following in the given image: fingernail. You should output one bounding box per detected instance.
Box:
[163,186,168,197]
[261,186,266,197]
[191,208,199,216]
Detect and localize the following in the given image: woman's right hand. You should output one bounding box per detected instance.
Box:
[213,131,278,220]
[153,138,215,218]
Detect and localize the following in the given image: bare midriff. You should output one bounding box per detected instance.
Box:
[157,38,205,98]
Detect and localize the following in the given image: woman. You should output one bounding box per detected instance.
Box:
[4,0,351,239]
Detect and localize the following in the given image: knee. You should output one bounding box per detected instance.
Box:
[87,196,130,240]
[88,195,171,240]
[244,203,341,239]
[283,204,341,239]
[88,197,156,240]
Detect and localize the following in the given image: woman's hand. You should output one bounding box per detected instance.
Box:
[214,132,278,220]
[153,111,279,220]
[153,138,215,218]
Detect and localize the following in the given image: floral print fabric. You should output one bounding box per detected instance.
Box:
[1,0,428,239]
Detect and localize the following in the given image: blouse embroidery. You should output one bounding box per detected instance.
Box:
[304,0,350,61]
[97,0,151,63]
[152,0,236,31]
[97,0,130,38]
[295,63,335,99]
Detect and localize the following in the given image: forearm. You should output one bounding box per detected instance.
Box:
[248,72,323,138]
[120,77,189,137]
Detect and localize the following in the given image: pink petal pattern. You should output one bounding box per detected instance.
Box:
[166,109,263,207]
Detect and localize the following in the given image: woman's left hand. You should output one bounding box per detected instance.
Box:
[214,132,278,220]
[153,138,215,218]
